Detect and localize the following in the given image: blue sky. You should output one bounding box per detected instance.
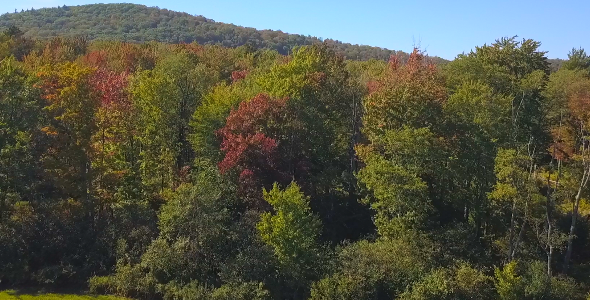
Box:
[0,0,587,60]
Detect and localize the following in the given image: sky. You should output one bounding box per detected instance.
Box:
[0,0,588,60]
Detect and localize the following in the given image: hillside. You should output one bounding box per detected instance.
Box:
[0,3,447,63]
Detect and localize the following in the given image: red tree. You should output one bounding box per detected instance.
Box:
[217,93,288,208]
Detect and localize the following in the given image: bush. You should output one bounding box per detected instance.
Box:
[211,282,271,300]
[310,237,436,300]
[159,281,211,300]
[89,262,157,298]
[88,276,115,295]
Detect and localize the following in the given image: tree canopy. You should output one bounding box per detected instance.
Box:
[0,24,589,300]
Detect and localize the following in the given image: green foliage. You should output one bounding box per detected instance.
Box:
[0,290,128,300]
[0,57,41,210]
[357,51,453,237]
[257,182,324,298]
[399,263,496,300]
[4,23,590,300]
[210,282,271,300]
[0,26,36,60]
[495,261,525,300]
[130,69,181,194]
[310,237,436,299]
[158,281,211,300]
[562,48,590,74]
[544,68,588,122]
[258,182,322,268]
[494,261,586,300]
[356,128,436,236]
[444,36,550,150]
[490,149,539,204]
[445,81,512,142]
[362,50,446,139]
[142,172,235,282]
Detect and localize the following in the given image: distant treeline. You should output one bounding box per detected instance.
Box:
[0,3,448,63]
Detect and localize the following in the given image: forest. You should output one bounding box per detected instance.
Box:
[2,12,590,299]
[0,3,443,62]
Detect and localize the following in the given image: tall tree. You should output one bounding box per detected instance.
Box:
[257,182,324,299]
[35,62,98,204]
[357,50,448,237]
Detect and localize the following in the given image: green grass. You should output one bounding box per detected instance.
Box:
[0,290,128,300]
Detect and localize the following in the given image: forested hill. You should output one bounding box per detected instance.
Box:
[0,3,446,62]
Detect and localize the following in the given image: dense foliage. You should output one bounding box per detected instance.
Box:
[0,290,128,299]
[0,3,449,63]
[2,22,590,299]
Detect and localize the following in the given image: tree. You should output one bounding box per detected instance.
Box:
[562,48,590,74]
[90,68,135,203]
[95,169,238,299]
[0,57,42,216]
[357,49,448,237]
[217,93,288,208]
[130,52,220,199]
[444,37,552,271]
[35,62,98,203]
[357,127,439,236]
[310,237,437,300]
[494,261,585,300]
[130,69,182,196]
[543,67,590,274]
[257,182,324,299]
[0,26,35,60]
[443,36,549,149]
[192,44,371,242]
[488,148,543,262]
[398,264,495,300]
[0,57,43,284]
[541,68,588,276]
[560,76,590,273]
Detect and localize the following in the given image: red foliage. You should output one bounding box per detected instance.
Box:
[240,168,255,179]
[388,48,436,75]
[89,69,130,108]
[83,50,109,69]
[307,71,326,87]
[34,71,60,102]
[82,43,157,73]
[217,93,287,174]
[367,80,381,95]
[217,93,288,209]
[231,70,249,82]
[568,86,590,122]
[549,129,574,161]
[375,48,446,103]
[388,54,401,70]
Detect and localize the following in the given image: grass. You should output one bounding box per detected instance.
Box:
[0,290,128,300]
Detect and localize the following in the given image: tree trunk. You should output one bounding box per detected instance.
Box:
[546,169,553,277]
[511,201,527,260]
[564,167,588,273]
[508,199,517,261]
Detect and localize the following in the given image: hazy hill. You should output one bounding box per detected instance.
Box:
[0,3,448,63]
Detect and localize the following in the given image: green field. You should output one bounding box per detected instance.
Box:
[0,290,127,300]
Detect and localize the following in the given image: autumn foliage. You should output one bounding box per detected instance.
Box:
[4,27,590,300]
[218,93,287,175]
[363,48,446,138]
